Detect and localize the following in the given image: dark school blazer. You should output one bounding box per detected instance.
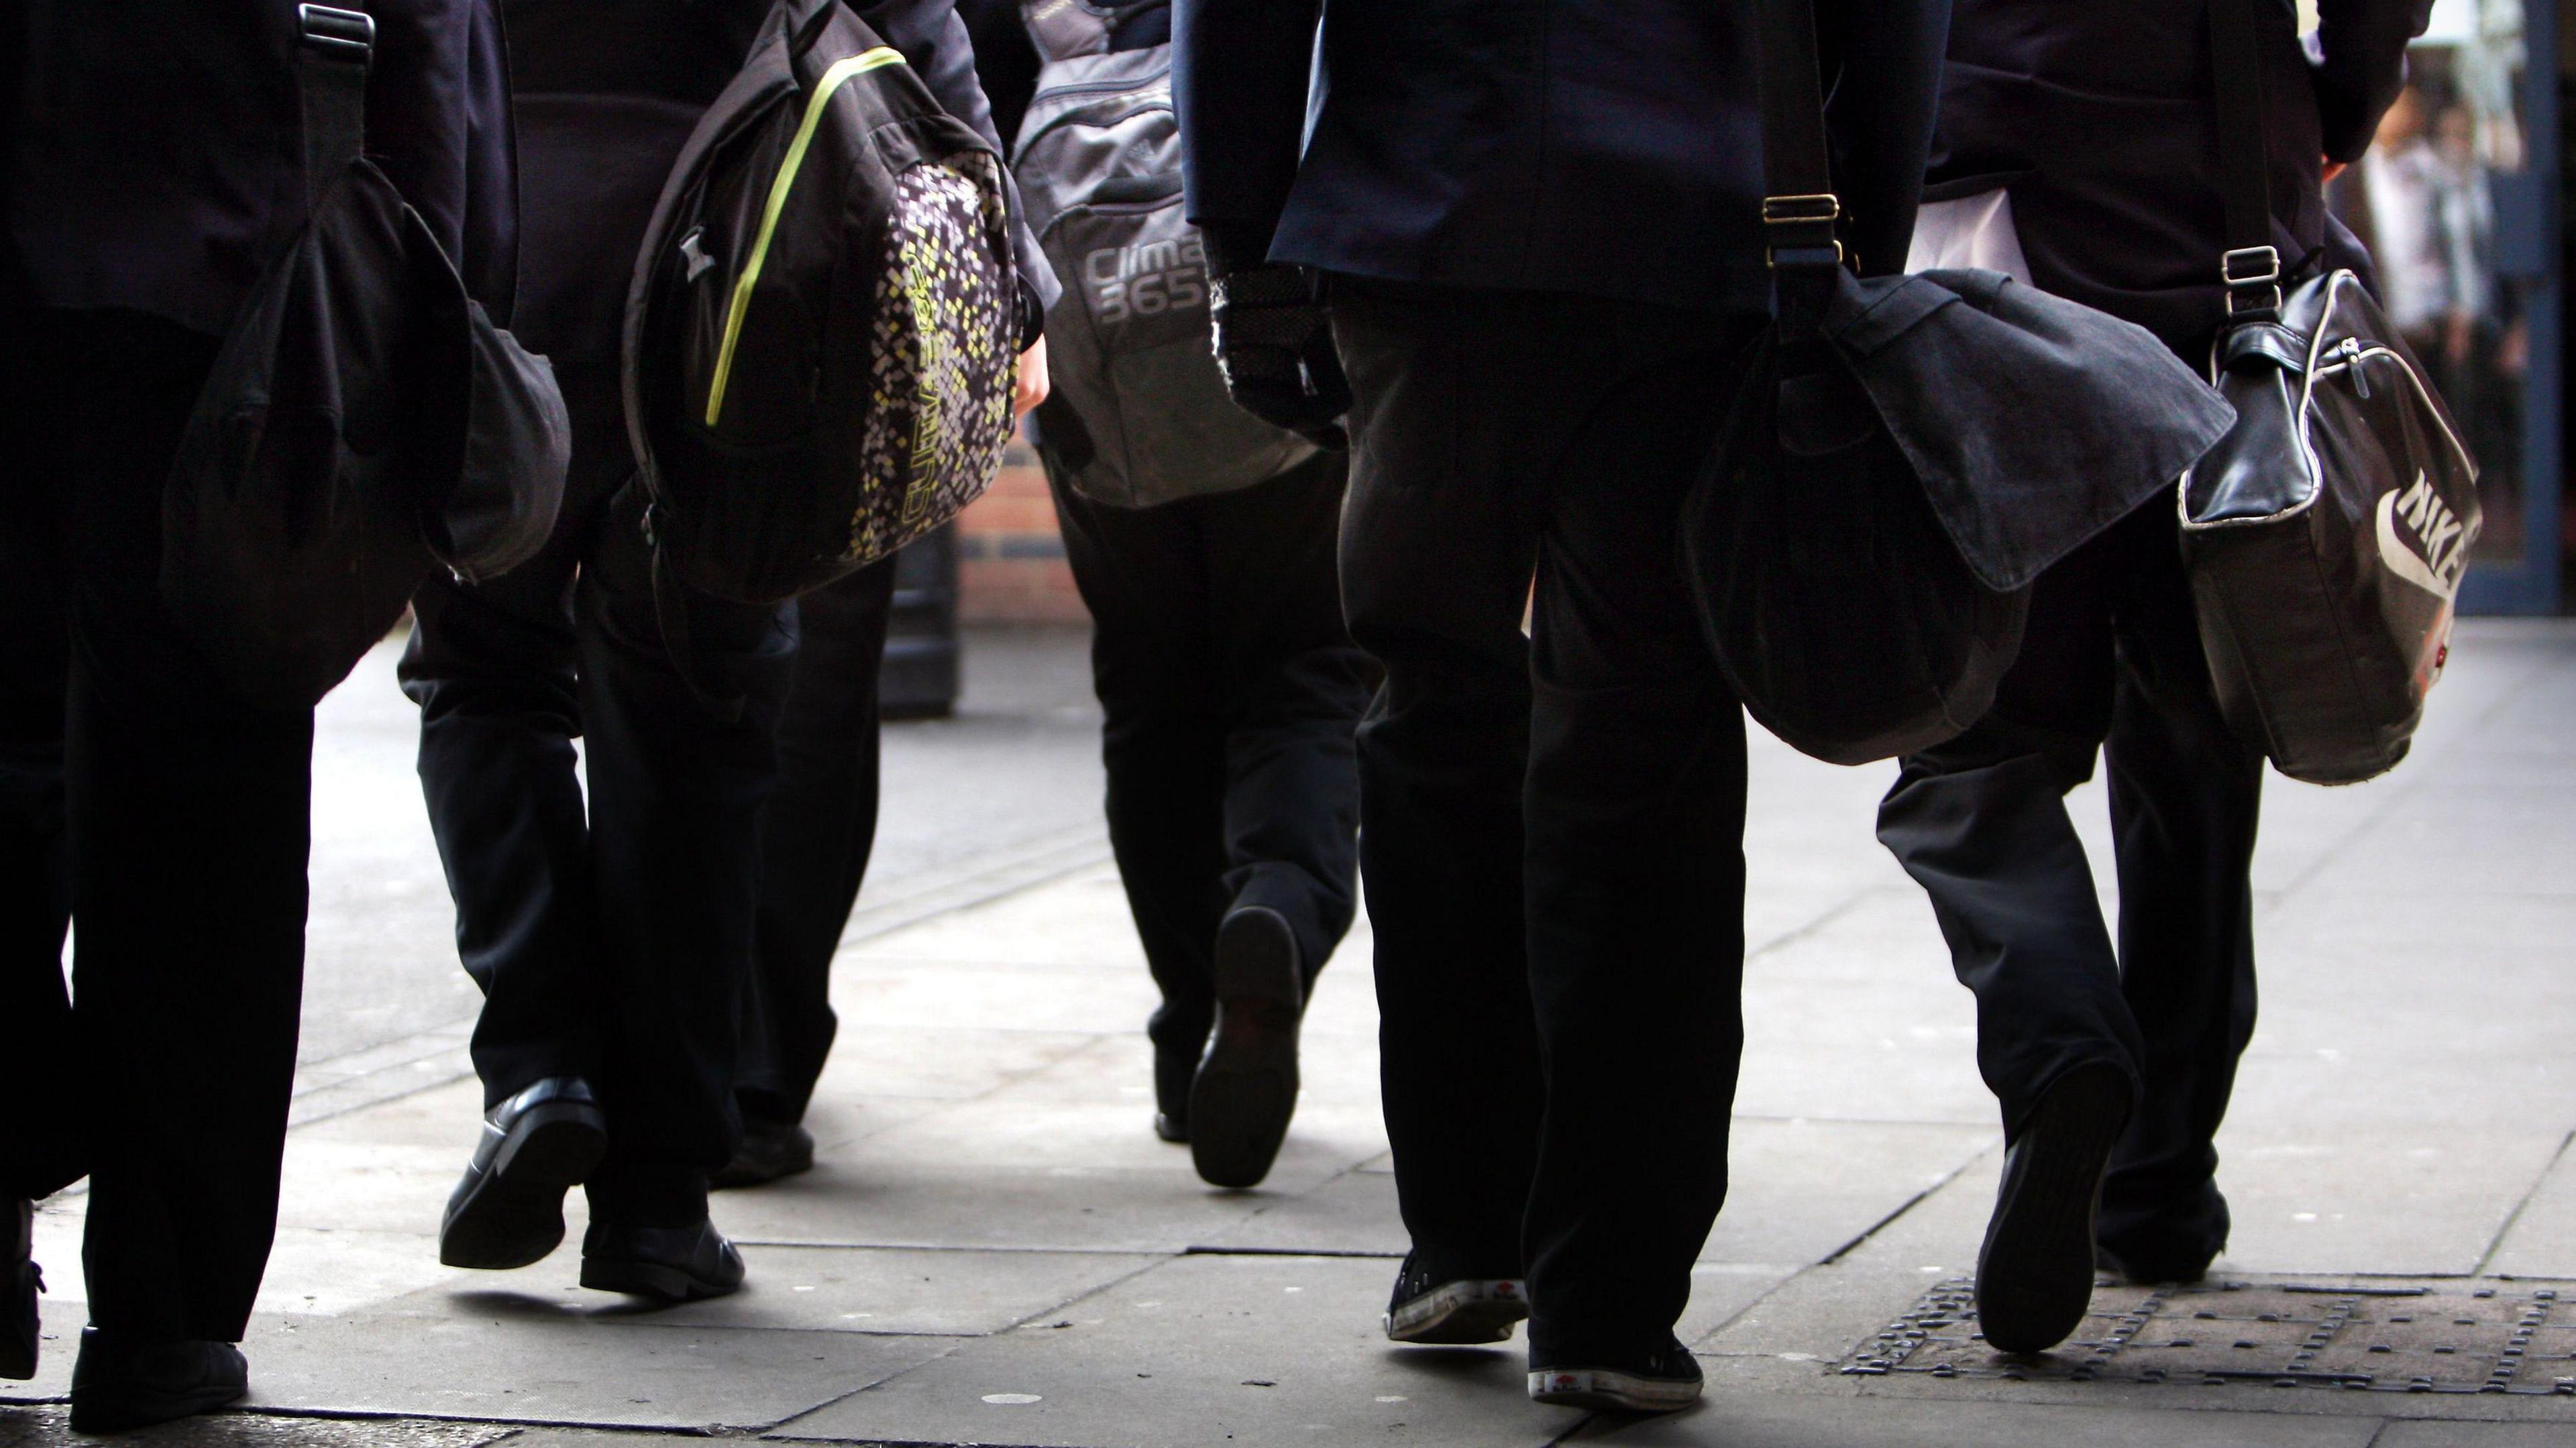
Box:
[1175,0,1950,313]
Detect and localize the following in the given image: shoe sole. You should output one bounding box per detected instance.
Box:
[1527,1366,1703,1413]
[578,1254,743,1304]
[68,1379,248,1434]
[1189,909,1302,1190]
[439,1103,607,1270]
[1976,1064,2133,1354]
[1385,1278,1527,1345]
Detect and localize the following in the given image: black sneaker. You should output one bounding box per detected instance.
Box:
[2094,1240,2214,1287]
[579,1218,747,1304]
[1187,906,1303,1189]
[1528,1336,1703,1413]
[1976,1062,2134,1353]
[712,1115,815,1189]
[1383,1254,1526,1345]
[439,1076,608,1270]
[67,1330,248,1435]
[5,1198,39,1380]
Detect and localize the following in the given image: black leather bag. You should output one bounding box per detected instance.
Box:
[161,5,568,708]
[2178,0,2481,785]
[1687,0,2237,765]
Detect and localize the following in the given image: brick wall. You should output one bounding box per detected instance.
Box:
[956,443,1087,625]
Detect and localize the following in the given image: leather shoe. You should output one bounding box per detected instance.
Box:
[5,1198,38,1380]
[1188,906,1303,1188]
[439,1076,607,1270]
[1976,1062,2134,1353]
[580,1219,745,1304]
[68,1329,247,1435]
[712,1116,815,1190]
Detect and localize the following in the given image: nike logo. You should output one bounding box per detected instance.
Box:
[2375,471,2469,601]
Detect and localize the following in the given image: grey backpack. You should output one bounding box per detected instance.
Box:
[1011,0,1314,508]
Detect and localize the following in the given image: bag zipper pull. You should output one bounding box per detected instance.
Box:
[2340,337,2370,398]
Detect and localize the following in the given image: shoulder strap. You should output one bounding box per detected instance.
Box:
[2208,0,2284,319]
[294,5,376,216]
[1022,0,1117,62]
[1752,0,1844,331]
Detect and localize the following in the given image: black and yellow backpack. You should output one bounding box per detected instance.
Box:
[624,0,1022,610]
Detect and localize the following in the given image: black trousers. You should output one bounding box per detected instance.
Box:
[735,557,897,1127]
[399,91,795,1227]
[1876,499,2262,1266]
[0,307,313,1343]
[1330,281,1762,1363]
[1044,450,1369,1110]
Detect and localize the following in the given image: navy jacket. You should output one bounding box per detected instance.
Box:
[5,0,517,335]
[1174,0,1947,313]
[1929,0,2430,347]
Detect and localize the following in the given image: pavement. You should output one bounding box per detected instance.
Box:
[6,619,2576,1448]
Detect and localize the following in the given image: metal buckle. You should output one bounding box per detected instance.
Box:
[2220,245,2282,317]
[298,4,376,60]
[1764,193,1844,271]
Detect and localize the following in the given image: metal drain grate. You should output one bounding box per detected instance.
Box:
[1843,1277,2576,1397]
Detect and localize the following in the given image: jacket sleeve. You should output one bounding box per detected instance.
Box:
[367,0,519,318]
[1173,0,1322,267]
[2312,0,2434,164]
[855,0,1061,333]
[1819,0,1947,278]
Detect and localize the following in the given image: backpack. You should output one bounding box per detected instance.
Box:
[625,0,1022,612]
[1011,0,1316,508]
[160,5,570,709]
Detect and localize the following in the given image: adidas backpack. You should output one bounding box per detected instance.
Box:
[625,0,1022,606]
[1012,0,1316,508]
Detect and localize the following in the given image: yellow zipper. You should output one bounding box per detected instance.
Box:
[704,46,910,427]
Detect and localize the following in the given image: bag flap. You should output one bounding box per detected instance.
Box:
[1821,266,2238,592]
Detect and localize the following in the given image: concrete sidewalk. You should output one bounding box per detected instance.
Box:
[6,620,2574,1448]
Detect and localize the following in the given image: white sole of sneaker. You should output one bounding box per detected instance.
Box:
[1527,1365,1703,1413]
[1384,1278,1527,1344]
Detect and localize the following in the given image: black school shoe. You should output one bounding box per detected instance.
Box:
[579,1219,746,1304]
[1383,1253,1527,1345]
[439,1076,608,1270]
[67,1329,248,1435]
[1188,906,1304,1189]
[5,1199,38,1380]
[1528,1336,1704,1413]
[712,1115,815,1189]
[1976,1062,2135,1354]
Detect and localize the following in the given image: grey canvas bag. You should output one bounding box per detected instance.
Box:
[1011,1,1315,507]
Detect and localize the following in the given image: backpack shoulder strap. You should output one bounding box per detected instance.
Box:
[1022,0,1118,62]
[2209,0,2284,321]
[294,5,375,215]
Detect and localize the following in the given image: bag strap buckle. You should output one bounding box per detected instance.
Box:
[298,4,375,62]
[1764,193,1845,272]
[2221,245,2283,317]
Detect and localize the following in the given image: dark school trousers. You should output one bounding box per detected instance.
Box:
[0,307,313,1343]
[398,91,795,1227]
[1044,449,1371,1107]
[1329,280,1764,1364]
[735,557,898,1127]
[1875,497,2263,1268]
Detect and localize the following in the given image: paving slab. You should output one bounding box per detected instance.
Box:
[2208,1129,2568,1277]
[2373,1424,2576,1447]
[1700,1119,1996,1267]
[770,1252,1582,1447]
[2487,1139,2576,1280]
[0,1406,514,1448]
[636,1245,1165,1336]
[231,1298,953,1432]
[704,1152,1274,1255]
[1572,1392,2388,1447]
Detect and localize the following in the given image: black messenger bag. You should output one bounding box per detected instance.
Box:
[162,5,568,709]
[1686,0,2237,765]
[2177,0,2481,785]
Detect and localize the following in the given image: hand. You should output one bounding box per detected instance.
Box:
[1014,338,1051,419]
[1208,264,1350,450]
